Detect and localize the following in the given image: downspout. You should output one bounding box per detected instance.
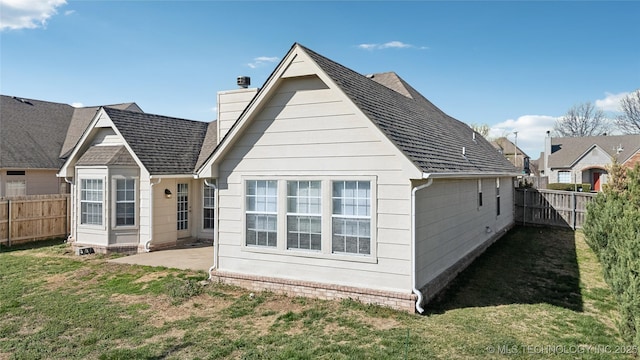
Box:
[204,179,218,280]
[411,178,434,314]
[64,177,74,242]
[145,178,162,252]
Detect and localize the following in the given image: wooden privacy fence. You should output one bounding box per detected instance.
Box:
[515,189,596,229]
[0,194,70,246]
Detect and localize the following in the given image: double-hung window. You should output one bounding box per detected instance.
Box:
[287,181,321,251]
[558,171,571,184]
[81,179,103,225]
[203,184,215,230]
[115,179,135,226]
[332,181,371,255]
[246,180,277,247]
[477,179,483,207]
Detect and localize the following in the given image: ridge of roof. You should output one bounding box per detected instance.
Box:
[297,45,516,175]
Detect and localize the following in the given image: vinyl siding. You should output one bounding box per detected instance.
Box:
[216,75,417,293]
[414,177,514,288]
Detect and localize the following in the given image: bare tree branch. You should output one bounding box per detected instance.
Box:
[554,102,610,137]
[469,123,490,138]
[616,89,640,134]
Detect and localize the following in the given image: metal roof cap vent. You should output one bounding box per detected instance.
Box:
[237,76,251,89]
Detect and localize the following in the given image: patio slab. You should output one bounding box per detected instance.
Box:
[108,245,213,271]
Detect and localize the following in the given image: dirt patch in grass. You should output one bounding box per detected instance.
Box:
[133,271,171,284]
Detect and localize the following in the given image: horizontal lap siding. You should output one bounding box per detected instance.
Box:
[217,76,414,292]
[414,178,514,288]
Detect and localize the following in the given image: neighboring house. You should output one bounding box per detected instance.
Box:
[540,133,640,191]
[492,136,533,175]
[197,43,519,313]
[0,95,141,198]
[57,108,217,253]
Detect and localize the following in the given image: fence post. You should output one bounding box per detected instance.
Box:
[523,188,527,226]
[572,192,577,230]
[7,199,11,247]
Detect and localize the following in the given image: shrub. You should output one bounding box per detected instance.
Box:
[547,183,591,192]
[583,163,640,348]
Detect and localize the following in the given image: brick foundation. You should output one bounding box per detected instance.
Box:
[210,270,417,313]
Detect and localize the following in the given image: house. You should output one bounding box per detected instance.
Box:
[57,108,217,253]
[196,43,519,312]
[492,136,534,175]
[540,133,640,191]
[0,95,140,197]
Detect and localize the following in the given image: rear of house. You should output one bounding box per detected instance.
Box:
[198,43,518,312]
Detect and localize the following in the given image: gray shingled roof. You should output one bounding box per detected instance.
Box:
[300,45,517,174]
[76,145,137,166]
[1,95,75,169]
[195,121,218,171]
[549,134,640,168]
[60,102,141,158]
[103,107,209,175]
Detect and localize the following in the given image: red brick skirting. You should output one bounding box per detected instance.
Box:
[210,270,417,313]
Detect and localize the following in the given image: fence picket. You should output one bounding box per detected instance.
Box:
[515,189,596,229]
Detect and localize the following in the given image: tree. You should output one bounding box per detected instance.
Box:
[616,89,640,134]
[554,102,610,137]
[469,123,490,139]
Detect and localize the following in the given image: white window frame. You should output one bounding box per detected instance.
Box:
[558,171,571,184]
[245,180,278,248]
[114,178,136,227]
[203,183,215,230]
[331,180,372,256]
[80,178,104,226]
[286,180,322,251]
[477,178,483,208]
[496,178,501,217]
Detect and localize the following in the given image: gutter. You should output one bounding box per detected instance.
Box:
[423,172,520,180]
[63,177,74,242]
[411,178,434,314]
[204,179,218,280]
[144,178,162,252]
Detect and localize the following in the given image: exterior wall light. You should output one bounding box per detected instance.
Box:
[164,189,172,198]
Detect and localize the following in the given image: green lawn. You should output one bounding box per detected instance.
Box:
[0,227,635,359]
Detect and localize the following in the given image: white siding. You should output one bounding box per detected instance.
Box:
[91,128,123,146]
[216,76,417,293]
[414,177,514,288]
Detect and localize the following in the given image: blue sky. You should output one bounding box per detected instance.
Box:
[1,1,639,158]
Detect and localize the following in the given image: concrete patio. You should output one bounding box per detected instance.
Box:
[108,245,213,271]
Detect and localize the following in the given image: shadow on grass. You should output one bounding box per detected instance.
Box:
[427,226,583,314]
[0,237,67,253]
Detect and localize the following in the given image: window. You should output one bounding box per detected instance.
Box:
[496,178,501,216]
[5,180,26,197]
[203,184,215,229]
[115,179,135,226]
[558,171,571,184]
[332,181,371,255]
[81,179,103,225]
[287,181,321,251]
[246,180,277,247]
[478,179,483,207]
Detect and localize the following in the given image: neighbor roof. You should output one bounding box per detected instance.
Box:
[103,107,209,175]
[0,95,75,169]
[548,134,640,168]
[300,45,516,174]
[0,95,141,170]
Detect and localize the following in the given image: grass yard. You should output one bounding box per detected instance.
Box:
[0,227,635,359]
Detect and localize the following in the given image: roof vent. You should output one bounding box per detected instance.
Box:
[237,76,251,89]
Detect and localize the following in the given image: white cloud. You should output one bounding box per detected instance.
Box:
[357,41,427,50]
[0,0,67,30]
[70,102,83,108]
[489,115,558,159]
[595,91,629,112]
[247,56,279,69]
[64,9,74,16]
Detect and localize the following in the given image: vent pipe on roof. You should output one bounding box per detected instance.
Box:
[237,76,251,89]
